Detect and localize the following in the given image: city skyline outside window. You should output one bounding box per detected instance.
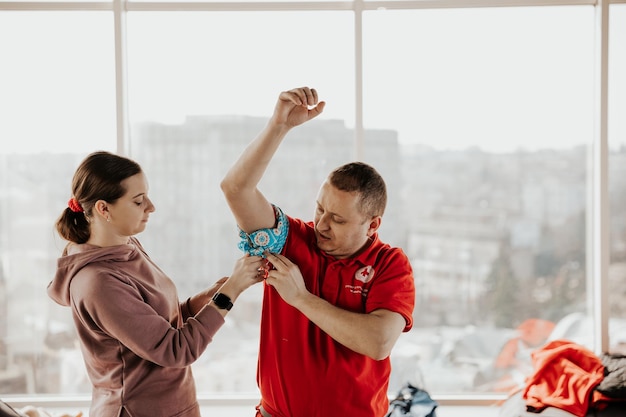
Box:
[0,2,624,401]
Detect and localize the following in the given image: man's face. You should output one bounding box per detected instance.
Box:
[313,181,380,259]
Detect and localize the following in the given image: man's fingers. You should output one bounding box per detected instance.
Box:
[302,87,318,107]
[280,89,305,106]
[266,252,289,268]
[281,87,319,107]
[309,101,325,117]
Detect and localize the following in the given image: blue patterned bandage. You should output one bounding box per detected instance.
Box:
[238,205,288,257]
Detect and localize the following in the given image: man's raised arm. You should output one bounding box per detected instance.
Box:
[220,87,325,233]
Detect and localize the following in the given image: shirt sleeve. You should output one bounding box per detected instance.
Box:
[365,249,415,332]
[70,270,225,367]
[237,204,289,257]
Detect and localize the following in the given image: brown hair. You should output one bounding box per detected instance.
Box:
[56,151,142,243]
[328,162,387,218]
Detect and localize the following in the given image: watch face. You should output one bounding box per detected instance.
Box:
[213,292,233,310]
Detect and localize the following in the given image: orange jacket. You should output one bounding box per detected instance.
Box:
[522,340,605,417]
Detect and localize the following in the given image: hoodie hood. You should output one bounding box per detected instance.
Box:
[48,238,140,306]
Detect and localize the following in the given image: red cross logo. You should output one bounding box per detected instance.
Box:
[355,266,375,283]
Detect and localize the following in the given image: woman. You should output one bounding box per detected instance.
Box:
[48,151,264,417]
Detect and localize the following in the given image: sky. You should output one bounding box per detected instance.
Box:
[0,5,624,154]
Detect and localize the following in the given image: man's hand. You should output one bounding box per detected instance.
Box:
[264,252,406,360]
[264,252,310,307]
[270,86,326,129]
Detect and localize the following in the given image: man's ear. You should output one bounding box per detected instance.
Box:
[367,216,382,237]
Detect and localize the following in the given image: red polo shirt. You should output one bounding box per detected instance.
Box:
[258,216,415,417]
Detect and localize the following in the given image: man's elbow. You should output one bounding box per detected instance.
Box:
[365,311,405,360]
[220,177,239,199]
[366,339,397,361]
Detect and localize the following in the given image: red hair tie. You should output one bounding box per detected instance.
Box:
[68,197,84,213]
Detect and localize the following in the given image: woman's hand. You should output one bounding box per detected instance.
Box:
[217,254,266,299]
[188,255,264,315]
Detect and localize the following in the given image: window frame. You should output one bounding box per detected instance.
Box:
[0,0,621,407]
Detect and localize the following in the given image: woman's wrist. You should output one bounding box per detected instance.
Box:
[214,279,242,304]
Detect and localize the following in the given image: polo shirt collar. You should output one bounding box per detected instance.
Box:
[322,233,383,267]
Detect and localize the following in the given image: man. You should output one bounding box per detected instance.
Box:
[221,87,415,417]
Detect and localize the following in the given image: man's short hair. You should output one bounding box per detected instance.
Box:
[328,162,387,218]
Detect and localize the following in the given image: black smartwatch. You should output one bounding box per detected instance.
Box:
[212,292,233,311]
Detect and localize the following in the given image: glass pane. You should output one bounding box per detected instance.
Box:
[364,6,595,393]
[0,12,116,394]
[126,10,354,394]
[609,4,626,355]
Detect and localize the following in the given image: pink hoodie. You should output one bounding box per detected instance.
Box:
[48,237,224,417]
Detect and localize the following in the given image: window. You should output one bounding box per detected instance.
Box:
[364,6,597,393]
[0,11,116,394]
[0,0,620,402]
[126,10,353,392]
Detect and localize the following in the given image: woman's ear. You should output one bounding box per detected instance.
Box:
[93,200,110,221]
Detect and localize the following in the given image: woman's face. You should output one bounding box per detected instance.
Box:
[107,172,155,237]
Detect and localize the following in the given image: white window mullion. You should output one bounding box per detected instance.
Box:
[589,0,610,354]
[354,0,363,161]
[114,0,130,155]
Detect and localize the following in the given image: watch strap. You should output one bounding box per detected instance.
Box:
[212,292,233,311]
